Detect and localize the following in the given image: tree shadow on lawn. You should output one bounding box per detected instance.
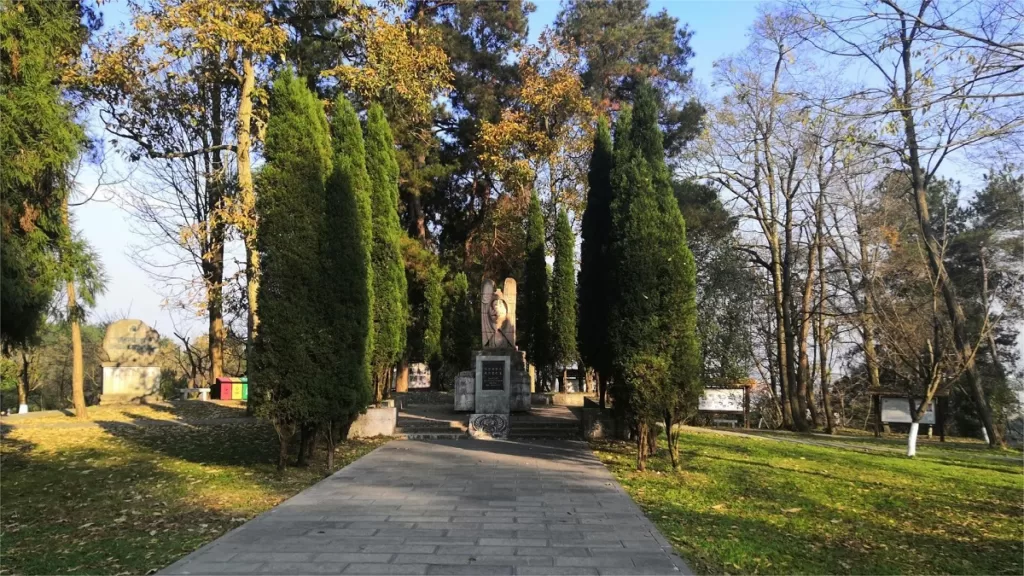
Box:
[95,415,290,468]
[606,442,1023,574]
[694,447,1020,517]
[637,496,1022,575]
[128,399,250,420]
[0,429,259,575]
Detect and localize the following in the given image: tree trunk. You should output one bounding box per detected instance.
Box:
[893,30,1001,447]
[275,423,291,471]
[770,253,796,429]
[297,424,316,467]
[798,235,819,429]
[907,421,920,457]
[237,54,259,367]
[395,361,409,393]
[18,350,29,413]
[635,423,647,471]
[898,86,1002,447]
[783,192,809,431]
[206,67,227,387]
[326,420,335,469]
[980,247,1005,377]
[67,280,88,420]
[664,411,679,470]
[598,372,607,409]
[61,197,89,419]
[817,229,835,435]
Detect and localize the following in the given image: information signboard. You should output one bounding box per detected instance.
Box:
[698,388,744,413]
[881,398,936,424]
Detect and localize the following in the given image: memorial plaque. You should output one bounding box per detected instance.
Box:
[481,360,505,391]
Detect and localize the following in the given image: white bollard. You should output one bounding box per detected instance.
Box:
[907,422,920,457]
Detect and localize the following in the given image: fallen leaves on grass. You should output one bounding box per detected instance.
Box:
[0,417,385,575]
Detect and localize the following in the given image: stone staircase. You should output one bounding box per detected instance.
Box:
[395,406,468,440]
[394,404,582,440]
[508,406,582,439]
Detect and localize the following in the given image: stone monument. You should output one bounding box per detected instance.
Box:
[100,320,162,404]
[454,278,531,438]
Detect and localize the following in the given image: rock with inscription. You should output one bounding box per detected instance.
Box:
[100,320,162,404]
[102,320,161,366]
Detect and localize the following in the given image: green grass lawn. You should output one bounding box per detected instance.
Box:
[592,429,1023,575]
[0,404,385,575]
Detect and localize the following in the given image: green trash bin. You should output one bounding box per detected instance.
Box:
[240,377,248,401]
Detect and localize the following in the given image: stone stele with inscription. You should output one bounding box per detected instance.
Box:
[100,319,162,403]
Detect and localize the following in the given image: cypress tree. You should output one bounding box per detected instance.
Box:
[365,104,408,401]
[550,209,578,387]
[250,69,333,469]
[608,82,701,471]
[323,94,373,454]
[522,192,550,385]
[578,116,614,404]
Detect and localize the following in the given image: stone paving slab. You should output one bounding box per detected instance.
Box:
[161,440,691,575]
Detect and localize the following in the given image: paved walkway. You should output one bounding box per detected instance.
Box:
[162,440,691,575]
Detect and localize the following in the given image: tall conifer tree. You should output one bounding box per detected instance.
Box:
[522,192,550,384]
[323,95,373,456]
[1,0,90,346]
[551,209,578,386]
[365,104,408,401]
[250,69,332,469]
[579,116,614,404]
[608,82,700,470]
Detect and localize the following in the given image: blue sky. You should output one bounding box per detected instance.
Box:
[75,1,762,336]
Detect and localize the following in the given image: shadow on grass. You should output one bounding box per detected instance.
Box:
[94,415,289,468]
[1,415,382,576]
[595,433,1024,575]
[0,431,251,575]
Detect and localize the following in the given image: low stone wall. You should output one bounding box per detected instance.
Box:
[531,392,592,407]
[348,407,397,438]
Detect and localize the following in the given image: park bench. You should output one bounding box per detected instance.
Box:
[712,418,737,428]
[179,387,211,401]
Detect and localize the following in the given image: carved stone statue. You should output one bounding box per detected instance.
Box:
[481,278,517,348]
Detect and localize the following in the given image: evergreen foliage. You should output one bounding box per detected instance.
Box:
[550,209,578,371]
[365,104,408,395]
[555,0,705,154]
[403,237,444,369]
[522,192,550,375]
[608,82,701,469]
[440,271,475,386]
[250,69,332,468]
[323,94,374,425]
[578,117,615,379]
[0,0,90,345]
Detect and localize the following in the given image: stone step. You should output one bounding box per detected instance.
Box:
[508,422,580,430]
[507,428,581,436]
[394,431,469,440]
[396,422,466,430]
